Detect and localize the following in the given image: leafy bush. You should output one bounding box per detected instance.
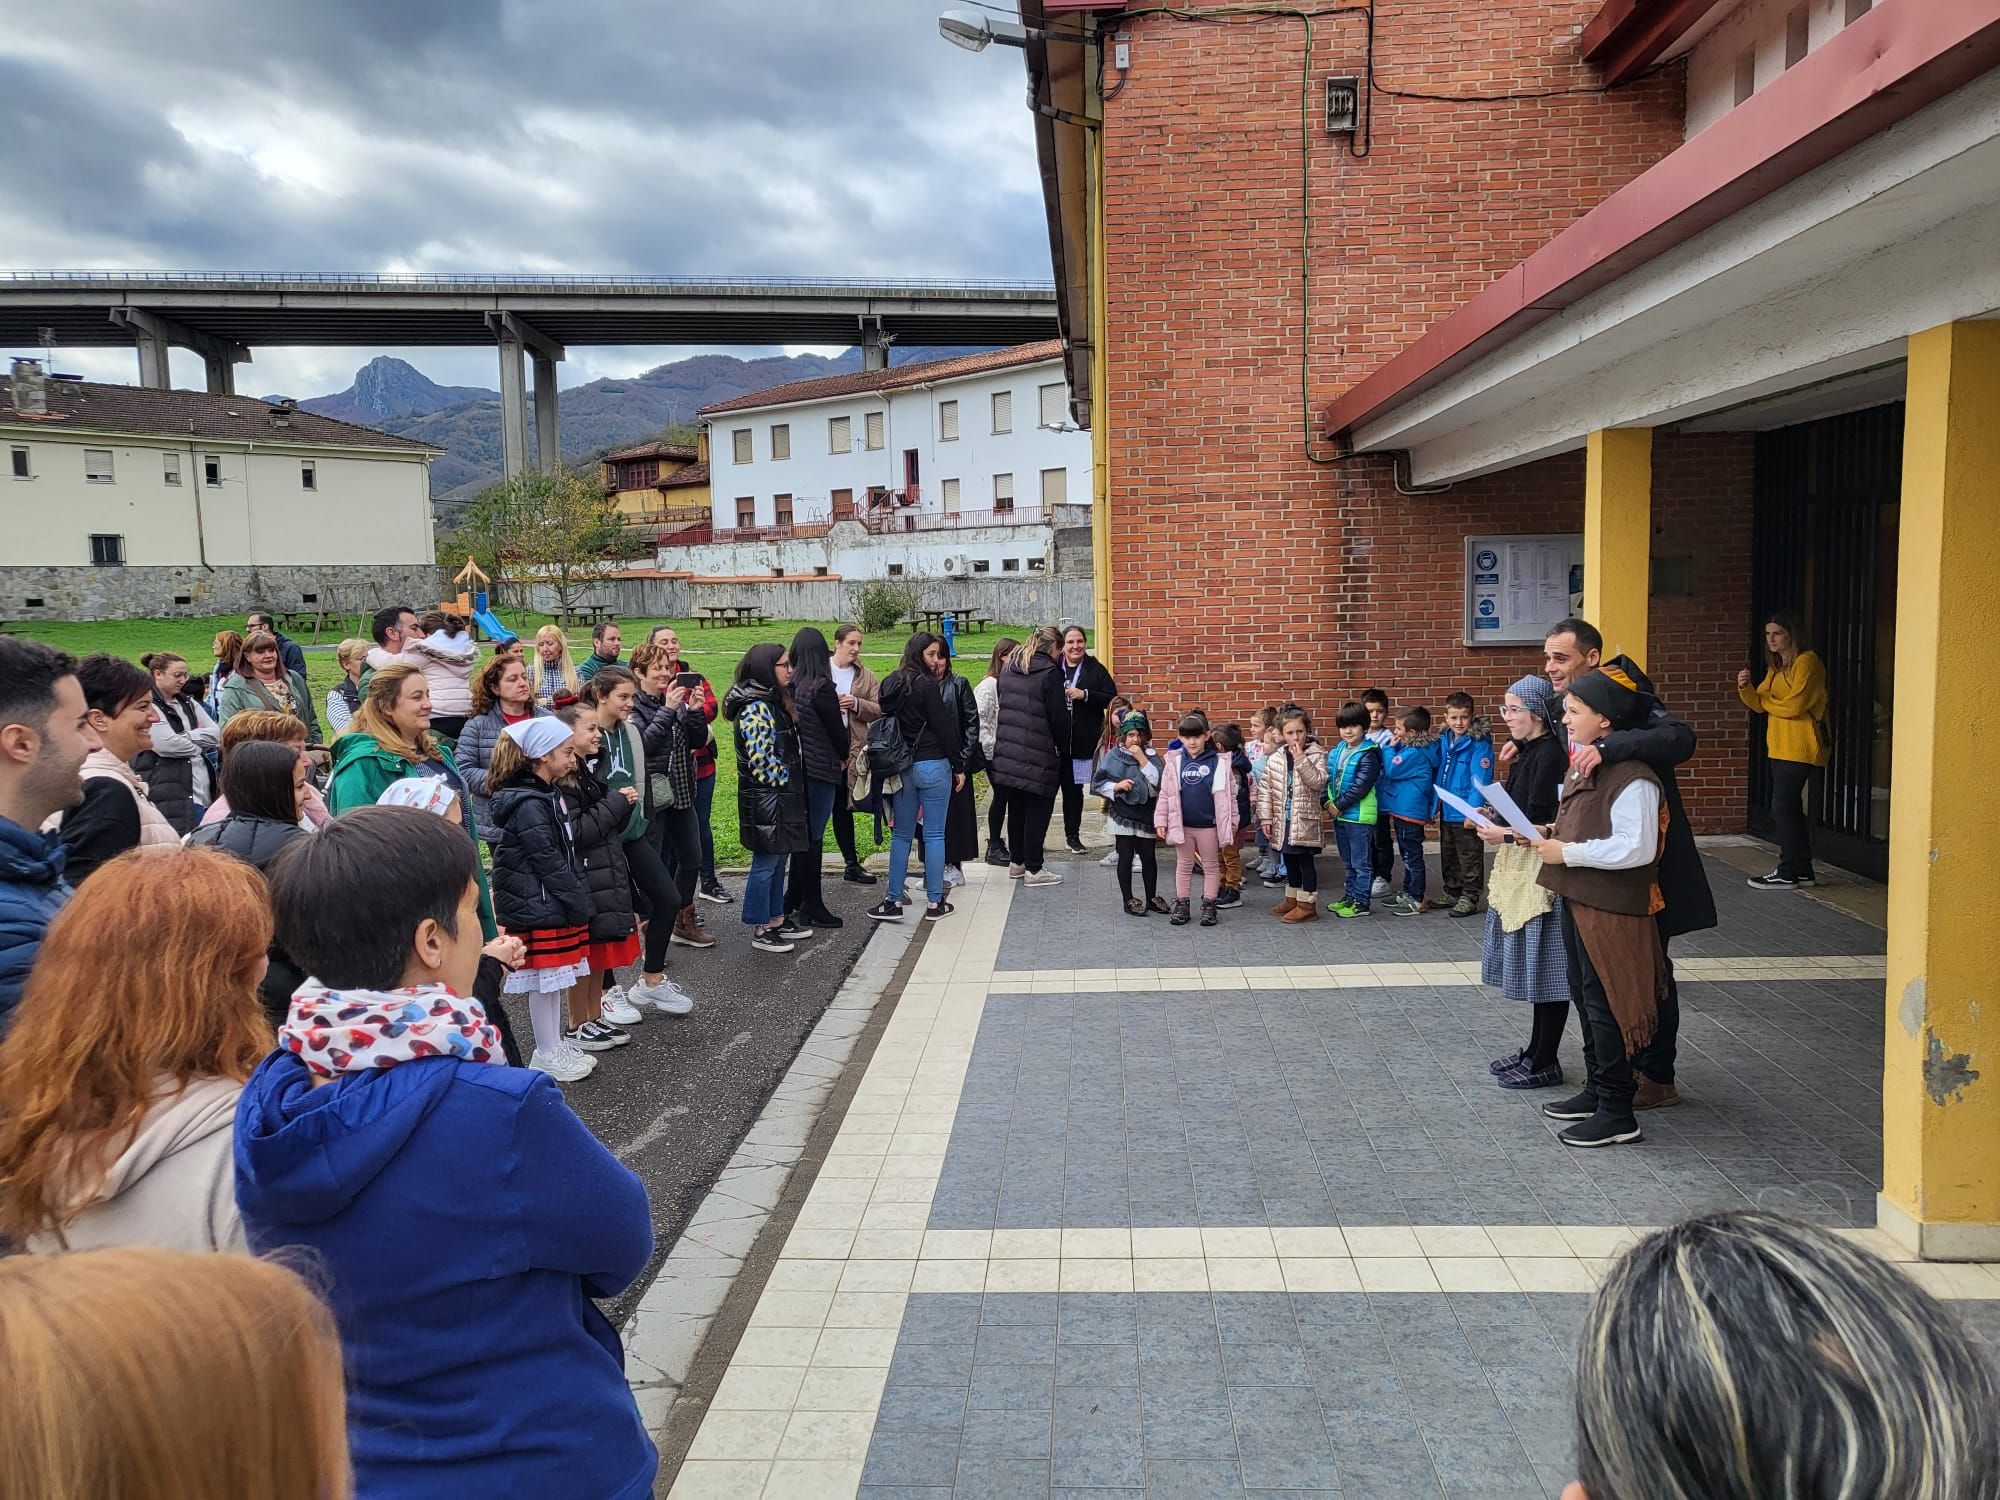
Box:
[849,576,923,634]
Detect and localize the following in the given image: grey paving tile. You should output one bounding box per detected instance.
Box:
[1140,1460,1248,1499]
[959,1408,1052,1460]
[976,1322,1058,1366]
[889,1341,976,1387]
[952,1457,1051,1498]
[1057,1342,1141,1389]
[862,1428,963,1488]
[1141,1404,1240,1460]
[969,1363,1055,1412]
[879,1384,971,1432]
[1228,1385,1338,1490]
[1052,1384,1145,1488]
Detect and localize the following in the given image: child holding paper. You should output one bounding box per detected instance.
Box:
[1436,692,1494,917]
[1475,676,1571,1089]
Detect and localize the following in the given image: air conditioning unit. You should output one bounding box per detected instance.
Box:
[941,554,971,577]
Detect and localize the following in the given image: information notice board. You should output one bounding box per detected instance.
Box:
[1464,534,1584,647]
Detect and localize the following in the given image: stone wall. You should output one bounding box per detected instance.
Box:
[0,564,446,623]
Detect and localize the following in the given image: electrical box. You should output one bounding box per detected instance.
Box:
[1324,76,1360,135]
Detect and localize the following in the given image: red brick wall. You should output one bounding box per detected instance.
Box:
[1098,3,1755,831]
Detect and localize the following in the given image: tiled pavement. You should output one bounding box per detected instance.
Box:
[665,853,2000,1500]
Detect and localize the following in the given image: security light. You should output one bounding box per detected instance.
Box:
[939,9,1031,51]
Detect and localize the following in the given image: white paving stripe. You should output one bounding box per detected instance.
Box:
[665,914,1979,1499]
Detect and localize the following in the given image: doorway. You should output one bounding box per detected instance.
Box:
[1749,404,1901,882]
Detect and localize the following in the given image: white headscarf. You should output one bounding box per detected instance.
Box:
[500,716,573,760]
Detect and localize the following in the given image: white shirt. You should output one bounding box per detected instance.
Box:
[1560,778,1662,871]
[831,662,856,725]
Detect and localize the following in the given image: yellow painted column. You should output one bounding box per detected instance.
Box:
[1581,428,1653,669]
[1880,320,2000,1260]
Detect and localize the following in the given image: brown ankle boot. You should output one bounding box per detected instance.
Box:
[670,907,716,949]
[1271,896,1300,918]
[1633,1078,1680,1110]
[1282,902,1319,923]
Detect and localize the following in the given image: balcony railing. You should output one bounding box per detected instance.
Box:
[703,522,836,543]
[863,506,1051,533]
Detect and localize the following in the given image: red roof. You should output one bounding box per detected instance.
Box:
[699,340,1065,416]
[0,380,437,451]
[604,440,698,463]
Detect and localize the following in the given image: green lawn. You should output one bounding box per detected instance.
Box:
[19,611,1068,869]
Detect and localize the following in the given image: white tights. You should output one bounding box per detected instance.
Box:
[528,988,570,1053]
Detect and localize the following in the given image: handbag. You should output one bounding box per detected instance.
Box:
[865,714,914,780]
[1488,840,1555,933]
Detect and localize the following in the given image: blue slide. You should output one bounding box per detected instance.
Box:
[471,607,518,646]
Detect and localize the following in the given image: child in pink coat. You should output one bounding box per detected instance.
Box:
[1154,711,1239,927]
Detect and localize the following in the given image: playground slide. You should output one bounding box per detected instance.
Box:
[471,607,518,646]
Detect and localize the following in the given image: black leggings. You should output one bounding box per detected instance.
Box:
[1061,778,1085,845]
[833,777,862,868]
[1282,846,1320,893]
[997,786,1056,873]
[655,805,702,915]
[626,825,684,975]
[987,780,1007,845]
[1526,1000,1569,1068]
[1114,835,1157,903]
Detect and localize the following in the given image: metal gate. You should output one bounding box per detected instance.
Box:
[1749,404,1902,882]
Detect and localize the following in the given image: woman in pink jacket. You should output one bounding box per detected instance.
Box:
[1154,711,1238,928]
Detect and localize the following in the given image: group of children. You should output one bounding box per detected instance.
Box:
[1086,687,1498,925]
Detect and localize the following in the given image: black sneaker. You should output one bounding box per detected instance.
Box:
[775,919,816,941]
[1747,871,1806,890]
[984,842,1011,867]
[697,878,731,904]
[1065,839,1088,855]
[750,930,795,953]
[923,901,954,922]
[1199,899,1219,927]
[1541,1090,1599,1121]
[1214,887,1242,908]
[1169,898,1191,926]
[865,900,905,923]
[1559,1113,1642,1148]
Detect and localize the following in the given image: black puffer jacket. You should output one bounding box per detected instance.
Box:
[486,774,591,931]
[793,674,847,786]
[186,813,305,872]
[724,682,809,855]
[990,650,1067,794]
[940,670,983,775]
[565,761,637,941]
[1059,654,1119,760]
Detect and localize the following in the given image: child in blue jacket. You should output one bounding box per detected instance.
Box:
[1376,706,1442,915]
[1437,691,1495,917]
[1326,702,1384,917]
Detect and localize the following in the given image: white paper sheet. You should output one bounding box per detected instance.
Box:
[1474,779,1541,843]
[1433,785,1494,830]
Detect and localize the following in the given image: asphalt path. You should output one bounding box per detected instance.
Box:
[491,865,887,1327]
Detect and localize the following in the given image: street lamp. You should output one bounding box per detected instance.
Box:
[938,9,1032,51]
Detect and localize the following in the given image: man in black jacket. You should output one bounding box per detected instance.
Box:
[1519,619,1716,1114]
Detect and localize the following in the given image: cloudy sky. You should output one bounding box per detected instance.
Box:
[0,0,1047,397]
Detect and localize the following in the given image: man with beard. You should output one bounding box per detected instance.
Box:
[0,638,99,1032]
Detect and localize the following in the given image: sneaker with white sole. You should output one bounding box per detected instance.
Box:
[600,988,644,1026]
[1008,863,1026,879]
[631,976,695,1016]
[775,918,816,941]
[750,930,796,953]
[1746,871,1812,889]
[943,864,965,888]
[1369,876,1390,897]
[529,1045,595,1083]
[696,878,731,904]
[1023,868,1064,887]
[865,900,905,922]
[568,1020,627,1052]
[1099,849,1120,867]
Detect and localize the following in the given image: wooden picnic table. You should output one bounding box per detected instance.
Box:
[556,602,615,628]
[696,604,771,628]
[906,609,990,636]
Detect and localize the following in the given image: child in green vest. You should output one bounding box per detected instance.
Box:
[1327,701,1383,917]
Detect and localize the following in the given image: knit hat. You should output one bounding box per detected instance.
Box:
[501,715,573,760]
[1118,711,1151,741]
[1567,664,1649,732]
[1507,674,1558,735]
[376,775,458,817]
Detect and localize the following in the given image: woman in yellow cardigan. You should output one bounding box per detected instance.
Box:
[1736,611,1828,890]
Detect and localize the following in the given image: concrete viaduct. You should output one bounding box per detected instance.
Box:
[0,271,1060,478]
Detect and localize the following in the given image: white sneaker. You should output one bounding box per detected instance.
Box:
[1370,876,1390,897]
[1008,863,1026,879]
[943,864,965,888]
[632,975,695,1016]
[529,1045,596,1083]
[1023,868,1064,887]
[1099,849,1119,867]
[600,987,643,1026]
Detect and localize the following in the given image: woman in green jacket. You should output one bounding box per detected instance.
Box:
[215,631,319,743]
[327,663,496,939]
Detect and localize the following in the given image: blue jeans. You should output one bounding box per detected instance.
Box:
[1392,817,1427,902]
[694,772,718,881]
[1334,819,1373,908]
[743,850,787,928]
[889,759,953,907]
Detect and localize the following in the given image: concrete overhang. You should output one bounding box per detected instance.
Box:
[1325,0,2000,484]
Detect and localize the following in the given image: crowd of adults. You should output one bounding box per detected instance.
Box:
[0,611,1991,1498]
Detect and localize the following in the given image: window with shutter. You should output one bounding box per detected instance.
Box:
[942,478,961,512]
[993,473,1014,511]
[1040,468,1067,506]
[300,460,317,491]
[774,493,793,526]
[991,390,1012,434]
[939,400,959,442]
[89,533,125,566]
[829,416,852,453]
[736,497,755,527]
[84,449,114,483]
[770,423,790,461]
[732,428,752,464]
[864,411,884,451]
[1039,383,1064,427]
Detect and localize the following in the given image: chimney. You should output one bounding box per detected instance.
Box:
[10,358,47,416]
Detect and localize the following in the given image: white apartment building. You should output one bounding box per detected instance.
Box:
[696,341,1090,573]
[2,360,440,620]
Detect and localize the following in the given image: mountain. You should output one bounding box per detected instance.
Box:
[275,355,492,426]
[287,347,991,512]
